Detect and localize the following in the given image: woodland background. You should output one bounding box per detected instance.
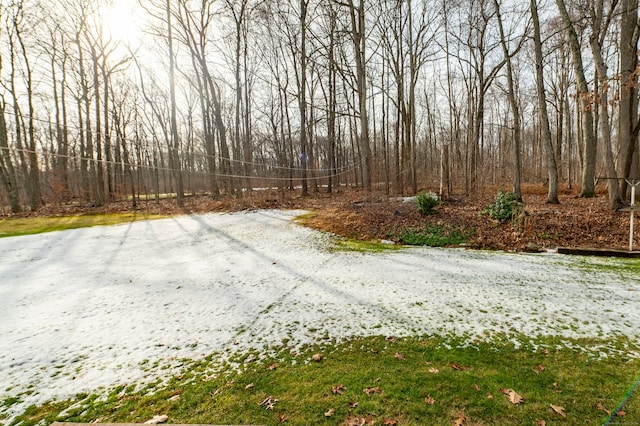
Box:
[1,0,640,214]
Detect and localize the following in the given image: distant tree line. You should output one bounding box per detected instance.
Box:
[0,0,639,213]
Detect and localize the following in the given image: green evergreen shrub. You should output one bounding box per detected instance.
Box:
[415,191,440,216]
[482,190,523,222]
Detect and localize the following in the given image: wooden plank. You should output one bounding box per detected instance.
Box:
[620,206,640,212]
[557,247,640,258]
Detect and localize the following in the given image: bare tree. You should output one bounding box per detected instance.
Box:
[493,0,527,200]
[555,0,598,197]
[334,0,372,191]
[586,0,625,209]
[618,0,640,197]
[6,0,42,210]
[0,5,22,212]
[530,0,559,204]
[166,0,185,206]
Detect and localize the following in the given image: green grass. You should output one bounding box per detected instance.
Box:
[330,237,403,253]
[0,213,167,238]
[6,335,640,426]
[394,224,474,247]
[568,256,640,277]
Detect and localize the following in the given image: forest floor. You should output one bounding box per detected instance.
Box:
[12,183,638,252]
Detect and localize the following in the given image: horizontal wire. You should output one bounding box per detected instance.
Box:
[0,145,364,182]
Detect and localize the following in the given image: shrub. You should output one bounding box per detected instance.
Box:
[482,190,523,222]
[415,191,440,216]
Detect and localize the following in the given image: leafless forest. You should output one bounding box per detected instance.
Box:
[0,0,639,213]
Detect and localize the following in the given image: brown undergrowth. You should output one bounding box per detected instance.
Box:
[3,184,636,252]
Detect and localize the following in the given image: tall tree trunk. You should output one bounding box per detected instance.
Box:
[166,0,184,207]
[346,0,372,191]
[13,8,42,210]
[618,0,640,197]
[102,61,114,202]
[555,0,598,197]
[299,0,309,196]
[327,3,338,193]
[494,0,522,201]
[589,0,625,209]
[89,44,105,207]
[531,0,559,204]
[0,102,22,213]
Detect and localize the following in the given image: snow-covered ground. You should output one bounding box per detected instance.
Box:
[1,210,639,421]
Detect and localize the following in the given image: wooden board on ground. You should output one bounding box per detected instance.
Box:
[557,247,640,258]
[619,206,640,212]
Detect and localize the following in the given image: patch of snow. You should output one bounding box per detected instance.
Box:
[0,209,639,421]
[390,196,417,203]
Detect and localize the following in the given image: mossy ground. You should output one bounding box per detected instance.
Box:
[0,213,167,238]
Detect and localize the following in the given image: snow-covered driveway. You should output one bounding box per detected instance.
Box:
[1,209,639,415]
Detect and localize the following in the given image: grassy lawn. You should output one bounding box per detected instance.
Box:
[0,213,167,238]
[2,212,639,425]
[5,335,640,426]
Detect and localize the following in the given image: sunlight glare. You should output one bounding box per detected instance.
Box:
[100,0,143,48]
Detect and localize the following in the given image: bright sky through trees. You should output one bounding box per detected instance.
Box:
[98,0,145,48]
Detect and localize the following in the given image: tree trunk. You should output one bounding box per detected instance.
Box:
[531,0,559,204]
[618,0,640,197]
[588,0,625,209]
[494,0,522,201]
[166,0,184,207]
[439,144,450,200]
[13,11,42,210]
[345,0,372,191]
[299,0,309,196]
[0,102,22,213]
[555,0,598,197]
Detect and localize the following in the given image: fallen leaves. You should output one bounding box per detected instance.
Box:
[508,390,524,404]
[451,362,470,371]
[344,416,375,426]
[363,386,382,396]
[500,388,523,404]
[425,394,436,405]
[428,367,440,374]
[312,353,323,362]
[394,352,405,361]
[144,415,168,425]
[453,414,467,425]
[324,408,335,417]
[597,402,610,415]
[532,364,545,374]
[550,404,566,417]
[332,384,347,395]
[260,395,279,410]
